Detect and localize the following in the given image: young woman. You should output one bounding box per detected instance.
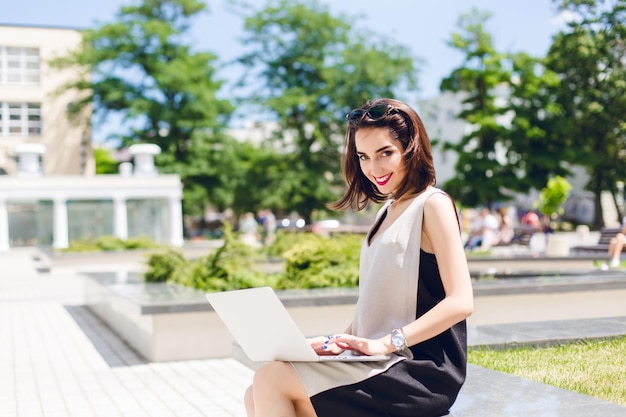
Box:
[244,98,473,417]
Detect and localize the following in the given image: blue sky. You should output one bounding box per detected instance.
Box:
[2,0,571,142]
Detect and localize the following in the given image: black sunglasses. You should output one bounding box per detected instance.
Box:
[346,103,395,125]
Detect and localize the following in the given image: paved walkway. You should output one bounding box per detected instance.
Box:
[2,247,626,417]
[1,249,252,417]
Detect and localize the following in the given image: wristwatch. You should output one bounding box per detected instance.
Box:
[391,328,408,352]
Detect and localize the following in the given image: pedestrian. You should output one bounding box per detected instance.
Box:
[464,207,499,250]
[258,209,277,245]
[521,209,541,230]
[244,98,473,417]
[238,212,260,247]
[601,223,626,270]
[493,207,514,245]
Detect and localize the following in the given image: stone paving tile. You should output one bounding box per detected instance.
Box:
[0,250,253,417]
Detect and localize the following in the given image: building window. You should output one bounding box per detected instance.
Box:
[0,46,40,85]
[0,102,42,136]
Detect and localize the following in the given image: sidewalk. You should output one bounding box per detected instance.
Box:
[1,249,252,417]
[2,247,626,417]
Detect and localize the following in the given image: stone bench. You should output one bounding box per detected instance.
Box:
[82,272,358,362]
[82,270,626,362]
[451,364,626,416]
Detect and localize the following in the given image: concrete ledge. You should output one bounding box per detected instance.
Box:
[83,273,230,361]
[452,364,626,417]
[469,316,626,348]
[467,254,606,276]
[472,271,626,296]
[82,273,357,362]
[82,271,626,362]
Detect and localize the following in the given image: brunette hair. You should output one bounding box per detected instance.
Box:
[329,98,436,211]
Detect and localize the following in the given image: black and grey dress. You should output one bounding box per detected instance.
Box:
[291,187,467,417]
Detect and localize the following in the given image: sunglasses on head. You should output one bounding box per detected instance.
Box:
[346,103,395,125]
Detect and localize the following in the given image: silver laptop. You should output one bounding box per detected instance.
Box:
[205,287,390,362]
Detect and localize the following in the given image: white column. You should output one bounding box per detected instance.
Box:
[0,199,9,251]
[53,197,69,249]
[169,196,184,247]
[113,196,128,241]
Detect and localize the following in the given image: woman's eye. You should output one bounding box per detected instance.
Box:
[382,151,392,157]
[358,154,368,161]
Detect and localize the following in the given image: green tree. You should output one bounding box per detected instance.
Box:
[535,175,573,219]
[236,0,419,222]
[547,0,626,227]
[50,0,235,217]
[439,9,518,208]
[230,141,293,216]
[505,52,573,191]
[94,147,119,174]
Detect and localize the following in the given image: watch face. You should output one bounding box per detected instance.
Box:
[392,331,405,348]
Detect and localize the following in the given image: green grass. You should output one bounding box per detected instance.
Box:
[469,336,626,406]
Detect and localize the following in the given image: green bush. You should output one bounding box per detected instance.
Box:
[62,239,101,252]
[125,235,159,249]
[276,233,362,289]
[144,248,188,283]
[263,230,318,258]
[96,235,127,251]
[145,223,268,291]
[170,253,269,291]
[143,229,365,291]
[61,235,160,252]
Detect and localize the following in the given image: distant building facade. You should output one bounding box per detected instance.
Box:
[0,25,184,250]
[0,143,184,251]
[0,24,93,176]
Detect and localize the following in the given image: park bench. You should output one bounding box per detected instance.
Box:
[496,226,537,247]
[571,227,624,253]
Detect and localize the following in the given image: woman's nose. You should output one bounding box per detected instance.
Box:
[370,161,384,176]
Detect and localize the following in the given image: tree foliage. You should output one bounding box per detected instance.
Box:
[504,52,572,192]
[439,9,520,208]
[50,0,236,216]
[236,0,420,221]
[535,175,573,217]
[547,0,626,227]
[94,147,119,174]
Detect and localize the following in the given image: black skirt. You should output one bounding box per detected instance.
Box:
[311,250,467,417]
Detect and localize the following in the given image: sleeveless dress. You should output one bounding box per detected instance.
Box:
[291,187,467,417]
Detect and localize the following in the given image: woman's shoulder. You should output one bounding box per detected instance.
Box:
[423,189,457,223]
[423,188,453,207]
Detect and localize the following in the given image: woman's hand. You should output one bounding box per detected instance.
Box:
[317,334,392,356]
[308,336,345,355]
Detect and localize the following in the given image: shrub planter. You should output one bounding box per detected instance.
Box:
[82,272,357,362]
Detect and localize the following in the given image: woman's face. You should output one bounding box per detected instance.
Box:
[355,127,406,195]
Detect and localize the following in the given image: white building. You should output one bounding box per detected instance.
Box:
[0,25,184,250]
[0,144,184,251]
[0,24,94,175]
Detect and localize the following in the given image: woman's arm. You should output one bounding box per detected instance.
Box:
[397,192,473,349]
